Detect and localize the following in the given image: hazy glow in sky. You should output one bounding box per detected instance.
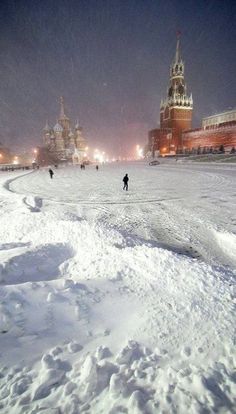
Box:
[0,0,235,156]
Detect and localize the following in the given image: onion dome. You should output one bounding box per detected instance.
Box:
[43,120,51,132]
[53,122,63,132]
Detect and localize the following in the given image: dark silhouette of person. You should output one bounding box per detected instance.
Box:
[123,173,129,191]
[49,168,54,179]
[96,165,99,170]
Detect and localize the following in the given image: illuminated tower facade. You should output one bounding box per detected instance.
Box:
[160,33,193,152]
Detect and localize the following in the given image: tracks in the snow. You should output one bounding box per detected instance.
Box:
[3,166,236,269]
[23,195,43,212]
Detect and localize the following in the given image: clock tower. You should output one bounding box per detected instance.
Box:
[160,33,193,153]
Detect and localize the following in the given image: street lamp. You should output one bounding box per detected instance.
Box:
[13,156,19,165]
[136,144,143,160]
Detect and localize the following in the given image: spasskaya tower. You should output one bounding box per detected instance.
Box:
[160,33,193,152]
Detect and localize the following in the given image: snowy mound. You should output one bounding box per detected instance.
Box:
[0,163,235,413]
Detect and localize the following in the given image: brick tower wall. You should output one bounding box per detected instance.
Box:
[160,106,192,149]
[170,108,192,132]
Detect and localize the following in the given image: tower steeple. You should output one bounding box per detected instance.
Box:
[159,33,193,153]
[75,119,81,130]
[59,96,68,120]
[58,96,70,130]
[175,31,181,63]
[43,120,51,147]
[164,31,192,107]
[43,120,51,132]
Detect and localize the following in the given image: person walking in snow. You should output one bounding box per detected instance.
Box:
[96,165,99,170]
[123,173,129,191]
[49,168,54,179]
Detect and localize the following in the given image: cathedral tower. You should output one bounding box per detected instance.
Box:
[58,96,70,132]
[43,120,51,147]
[160,33,193,152]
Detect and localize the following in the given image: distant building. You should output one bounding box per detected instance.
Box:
[202,109,236,129]
[147,35,236,155]
[42,97,87,162]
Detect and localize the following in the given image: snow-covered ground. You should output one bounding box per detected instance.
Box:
[0,161,235,413]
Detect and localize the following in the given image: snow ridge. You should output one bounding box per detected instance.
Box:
[0,163,235,413]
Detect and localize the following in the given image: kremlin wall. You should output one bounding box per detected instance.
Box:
[183,110,236,153]
[147,35,236,156]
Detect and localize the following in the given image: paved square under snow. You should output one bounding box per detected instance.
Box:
[0,161,235,413]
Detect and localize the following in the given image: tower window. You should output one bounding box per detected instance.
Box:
[178,84,184,95]
[168,87,173,97]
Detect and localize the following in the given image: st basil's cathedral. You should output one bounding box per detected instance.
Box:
[42,97,87,163]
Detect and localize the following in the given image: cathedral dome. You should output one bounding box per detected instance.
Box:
[53,122,63,132]
[43,121,51,132]
[75,120,82,130]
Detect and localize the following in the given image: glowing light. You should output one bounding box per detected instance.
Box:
[93,148,106,163]
[136,144,144,159]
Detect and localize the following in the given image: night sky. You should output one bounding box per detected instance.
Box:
[0,0,235,157]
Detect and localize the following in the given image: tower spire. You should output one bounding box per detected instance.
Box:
[43,119,50,131]
[58,96,70,130]
[59,96,66,119]
[75,119,80,129]
[175,31,181,63]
